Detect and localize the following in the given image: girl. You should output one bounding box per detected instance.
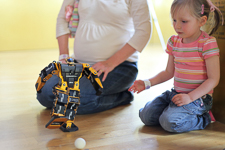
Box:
[129,0,223,133]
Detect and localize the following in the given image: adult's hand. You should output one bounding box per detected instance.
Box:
[59,59,67,64]
[92,43,136,82]
[92,60,116,82]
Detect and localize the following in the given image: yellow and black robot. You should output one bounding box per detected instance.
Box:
[35,58,103,132]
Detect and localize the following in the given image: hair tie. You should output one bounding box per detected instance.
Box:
[206,0,224,25]
[201,4,204,14]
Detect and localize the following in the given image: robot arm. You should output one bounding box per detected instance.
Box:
[35,59,103,95]
[82,63,103,96]
[35,62,58,92]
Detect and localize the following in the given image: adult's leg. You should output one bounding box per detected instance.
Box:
[36,61,138,114]
[77,61,138,114]
[159,95,212,133]
[36,75,59,108]
[139,90,175,126]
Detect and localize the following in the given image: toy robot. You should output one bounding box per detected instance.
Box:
[35,58,103,132]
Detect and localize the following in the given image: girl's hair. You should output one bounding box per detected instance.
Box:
[171,0,221,35]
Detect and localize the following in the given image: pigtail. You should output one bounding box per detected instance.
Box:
[205,0,224,35]
[209,9,221,35]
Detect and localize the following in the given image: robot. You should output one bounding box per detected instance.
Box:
[35,58,103,132]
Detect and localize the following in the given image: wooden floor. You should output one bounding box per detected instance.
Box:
[1,45,225,150]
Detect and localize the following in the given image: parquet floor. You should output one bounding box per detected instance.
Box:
[0,45,225,150]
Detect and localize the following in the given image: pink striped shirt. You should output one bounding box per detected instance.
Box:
[166,31,219,94]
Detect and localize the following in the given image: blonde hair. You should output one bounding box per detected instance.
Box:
[171,0,221,35]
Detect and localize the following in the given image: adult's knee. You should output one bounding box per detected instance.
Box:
[36,82,56,108]
[36,75,59,108]
[36,89,55,108]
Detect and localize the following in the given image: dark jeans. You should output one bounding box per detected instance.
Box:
[36,61,138,114]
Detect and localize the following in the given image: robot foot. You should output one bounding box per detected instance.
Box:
[45,116,69,129]
[60,123,79,132]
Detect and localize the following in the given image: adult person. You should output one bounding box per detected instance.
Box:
[37,0,152,114]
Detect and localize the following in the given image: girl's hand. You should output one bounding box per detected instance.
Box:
[128,80,145,94]
[92,60,115,82]
[172,94,193,106]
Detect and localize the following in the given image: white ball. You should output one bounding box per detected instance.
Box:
[74,138,86,149]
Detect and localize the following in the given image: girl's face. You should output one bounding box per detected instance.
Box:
[172,7,203,44]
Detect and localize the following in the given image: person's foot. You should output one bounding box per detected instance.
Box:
[209,110,216,123]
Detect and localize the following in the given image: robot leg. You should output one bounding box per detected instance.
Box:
[60,90,80,132]
[45,88,80,132]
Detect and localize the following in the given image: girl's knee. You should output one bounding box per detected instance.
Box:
[139,108,148,125]
[139,108,159,126]
[159,114,175,132]
[159,113,187,133]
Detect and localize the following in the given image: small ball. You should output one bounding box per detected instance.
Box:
[74,138,86,149]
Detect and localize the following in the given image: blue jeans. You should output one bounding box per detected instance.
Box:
[139,89,212,133]
[36,61,138,114]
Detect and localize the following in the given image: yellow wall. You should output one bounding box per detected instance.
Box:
[0,0,65,51]
[150,0,176,47]
[0,0,175,51]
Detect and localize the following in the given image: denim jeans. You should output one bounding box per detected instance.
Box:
[36,61,138,114]
[139,89,212,133]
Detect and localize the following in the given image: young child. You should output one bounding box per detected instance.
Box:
[129,0,223,133]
